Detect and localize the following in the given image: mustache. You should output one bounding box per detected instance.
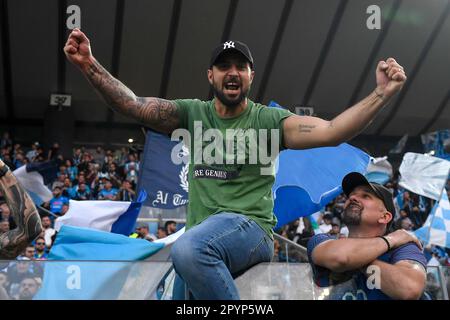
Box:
[223,76,241,85]
[346,200,362,210]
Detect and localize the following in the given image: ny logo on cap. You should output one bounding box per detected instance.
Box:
[223,41,235,49]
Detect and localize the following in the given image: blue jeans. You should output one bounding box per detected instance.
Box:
[170,212,274,300]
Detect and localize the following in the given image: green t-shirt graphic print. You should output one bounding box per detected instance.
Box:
[174,99,293,237]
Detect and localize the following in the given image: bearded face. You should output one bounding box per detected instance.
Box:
[210,74,251,108]
[209,51,253,108]
[342,200,363,226]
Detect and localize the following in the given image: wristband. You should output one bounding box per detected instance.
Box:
[378,236,391,252]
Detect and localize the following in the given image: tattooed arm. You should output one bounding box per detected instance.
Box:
[283,58,407,149]
[0,160,43,259]
[64,28,179,135]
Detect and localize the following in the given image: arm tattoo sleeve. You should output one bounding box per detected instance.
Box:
[84,59,179,134]
[0,167,43,259]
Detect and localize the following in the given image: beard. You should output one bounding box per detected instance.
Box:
[211,78,250,108]
[342,203,363,226]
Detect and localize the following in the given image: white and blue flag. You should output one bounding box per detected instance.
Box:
[13,160,58,205]
[415,190,450,249]
[54,191,147,236]
[399,152,450,201]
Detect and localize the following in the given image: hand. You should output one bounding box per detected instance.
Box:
[375,58,407,100]
[385,229,422,250]
[64,28,93,68]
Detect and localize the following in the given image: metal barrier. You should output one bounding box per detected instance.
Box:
[273,233,308,262]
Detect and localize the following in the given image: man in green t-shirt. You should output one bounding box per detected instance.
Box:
[64,29,407,300]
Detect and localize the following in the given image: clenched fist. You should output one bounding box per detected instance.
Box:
[375,58,407,100]
[64,28,93,69]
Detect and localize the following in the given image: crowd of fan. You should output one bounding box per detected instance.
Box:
[1,131,449,299]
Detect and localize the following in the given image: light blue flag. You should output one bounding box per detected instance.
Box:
[415,190,450,249]
[34,225,164,300]
[273,144,370,228]
[268,101,370,228]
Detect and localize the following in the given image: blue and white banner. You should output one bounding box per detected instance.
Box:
[54,191,147,236]
[415,191,450,249]
[137,130,188,209]
[13,160,58,204]
[399,152,450,201]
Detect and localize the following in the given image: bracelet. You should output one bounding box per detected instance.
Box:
[0,164,10,178]
[378,236,391,252]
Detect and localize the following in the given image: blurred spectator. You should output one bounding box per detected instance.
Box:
[124,154,139,186]
[318,213,333,234]
[13,151,25,169]
[22,245,35,260]
[1,201,16,229]
[107,163,123,187]
[0,219,9,233]
[157,227,168,239]
[398,217,414,231]
[25,142,39,162]
[92,146,105,164]
[35,146,46,162]
[0,132,12,149]
[292,217,314,247]
[116,147,129,166]
[97,179,118,200]
[165,220,177,235]
[78,152,94,173]
[33,237,48,260]
[0,271,10,300]
[62,177,75,199]
[65,159,78,181]
[60,204,69,216]
[281,219,299,241]
[135,222,156,241]
[52,173,67,190]
[47,142,61,161]
[47,186,69,217]
[328,218,342,239]
[6,257,38,298]
[73,148,83,166]
[73,182,91,201]
[16,277,40,300]
[41,216,56,249]
[116,180,136,201]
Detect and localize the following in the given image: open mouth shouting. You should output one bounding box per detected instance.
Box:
[223,79,241,96]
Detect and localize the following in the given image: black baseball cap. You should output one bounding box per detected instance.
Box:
[210,40,254,69]
[342,172,395,216]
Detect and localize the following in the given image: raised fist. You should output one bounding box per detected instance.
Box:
[375,58,407,100]
[64,28,93,69]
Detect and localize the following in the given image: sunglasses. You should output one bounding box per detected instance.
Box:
[36,242,45,245]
